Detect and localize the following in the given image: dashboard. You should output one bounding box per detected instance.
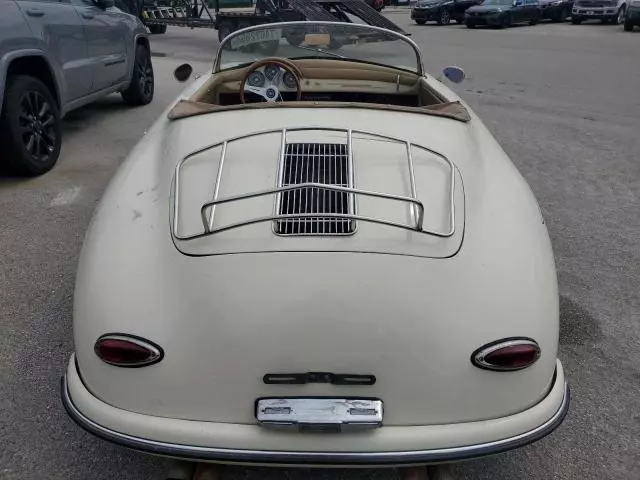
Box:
[245,63,299,92]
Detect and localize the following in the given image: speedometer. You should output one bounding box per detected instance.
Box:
[264,64,280,81]
[247,71,265,88]
[282,72,297,89]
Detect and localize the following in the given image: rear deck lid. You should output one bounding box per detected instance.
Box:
[171,127,464,258]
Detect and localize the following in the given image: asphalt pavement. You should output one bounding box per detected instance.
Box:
[1,14,639,480]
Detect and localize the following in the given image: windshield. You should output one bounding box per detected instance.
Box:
[215,22,423,75]
[481,0,513,5]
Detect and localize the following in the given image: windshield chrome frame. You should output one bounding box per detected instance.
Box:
[213,21,424,76]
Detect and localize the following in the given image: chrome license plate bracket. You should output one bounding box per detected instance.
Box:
[256,398,383,432]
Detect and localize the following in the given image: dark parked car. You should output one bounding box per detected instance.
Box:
[411,0,482,25]
[465,0,541,27]
[539,0,574,20]
[624,0,640,29]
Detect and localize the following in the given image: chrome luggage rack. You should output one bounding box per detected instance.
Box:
[172,128,456,241]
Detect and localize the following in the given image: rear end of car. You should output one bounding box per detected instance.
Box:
[411,2,441,23]
[62,109,569,466]
[465,7,504,26]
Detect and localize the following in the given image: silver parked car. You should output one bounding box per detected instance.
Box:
[0,0,153,176]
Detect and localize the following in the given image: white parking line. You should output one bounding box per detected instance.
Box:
[49,187,81,207]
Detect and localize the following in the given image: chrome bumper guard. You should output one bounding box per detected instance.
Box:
[61,374,570,466]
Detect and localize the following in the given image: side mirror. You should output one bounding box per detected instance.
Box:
[442,66,465,84]
[95,0,115,8]
[174,63,193,82]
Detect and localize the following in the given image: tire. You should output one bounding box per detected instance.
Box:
[466,21,476,28]
[529,12,540,25]
[121,44,154,106]
[500,14,511,28]
[415,19,427,25]
[623,18,634,30]
[326,37,343,50]
[255,39,279,55]
[236,21,256,52]
[616,6,626,24]
[0,75,61,176]
[437,9,451,25]
[571,16,582,24]
[551,9,564,22]
[148,24,167,34]
[218,20,234,46]
[285,31,305,46]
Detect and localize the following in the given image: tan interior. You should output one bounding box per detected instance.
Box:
[190,59,446,107]
[170,58,471,123]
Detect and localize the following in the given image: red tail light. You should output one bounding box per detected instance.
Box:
[471,338,541,371]
[94,334,163,367]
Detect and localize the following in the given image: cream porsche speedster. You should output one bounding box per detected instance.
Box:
[62,21,569,468]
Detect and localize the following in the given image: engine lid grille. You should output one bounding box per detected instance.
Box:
[276,143,355,235]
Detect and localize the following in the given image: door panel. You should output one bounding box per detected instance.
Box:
[71,0,129,91]
[513,3,525,21]
[15,0,91,101]
[452,0,466,18]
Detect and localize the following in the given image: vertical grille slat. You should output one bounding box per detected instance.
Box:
[276,142,354,235]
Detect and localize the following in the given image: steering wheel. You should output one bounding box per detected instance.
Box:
[240,58,302,104]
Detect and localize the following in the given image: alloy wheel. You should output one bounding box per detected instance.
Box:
[18,90,56,163]
[137,55,154,100]
[440,10,451,24]
[617,7,625,24]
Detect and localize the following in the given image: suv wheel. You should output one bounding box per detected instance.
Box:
[616,6,626,24]
[121,45,154,106]
[623,17,634,30]
[437,10,451,25]
[0,75,61,176]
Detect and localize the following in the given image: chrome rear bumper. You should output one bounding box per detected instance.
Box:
[61,359,570,466]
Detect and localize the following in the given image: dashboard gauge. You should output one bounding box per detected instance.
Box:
[264,64,280,81]
[247,71,265,88]
[282,72,297,89]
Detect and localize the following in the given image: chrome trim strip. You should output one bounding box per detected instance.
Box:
[208,141,228,230]
[405,141,417,226]
[61,371,570,466]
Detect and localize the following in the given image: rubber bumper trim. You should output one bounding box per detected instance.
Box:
[61,372,570,466]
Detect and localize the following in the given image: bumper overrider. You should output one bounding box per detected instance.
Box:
[62,355,570,466]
